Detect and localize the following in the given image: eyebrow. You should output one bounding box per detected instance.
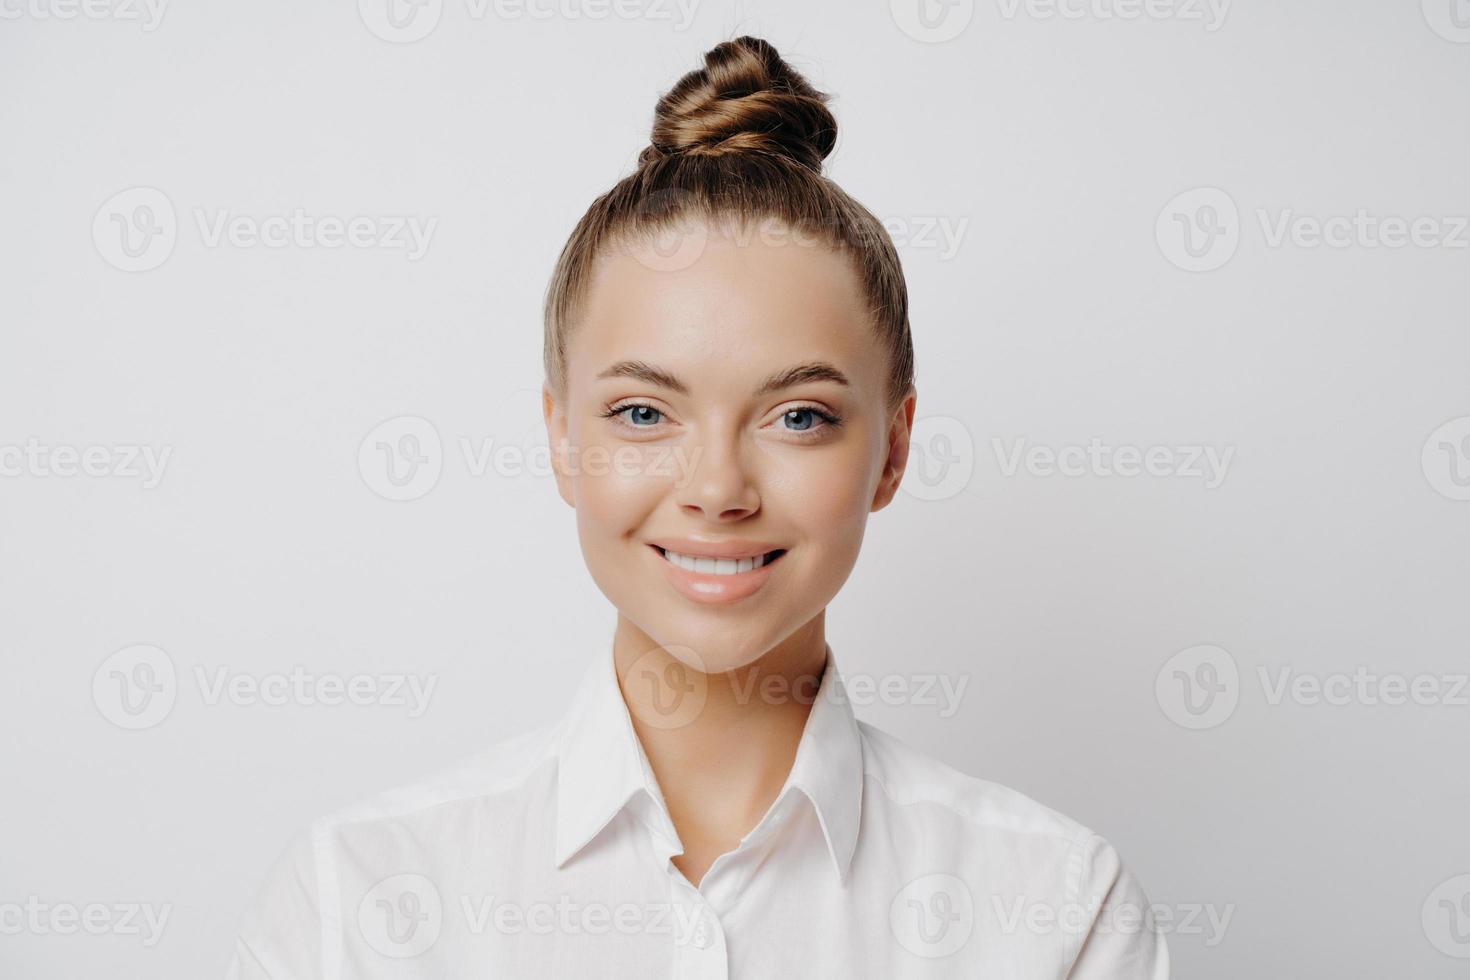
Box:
[595,359,851,397]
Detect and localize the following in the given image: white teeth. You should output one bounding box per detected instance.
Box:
[662,549,769,575]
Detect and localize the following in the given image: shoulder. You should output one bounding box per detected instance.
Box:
[229,722,563,976]
[855,723,1169,977]
[311,719,562,851]
[855,720,1140,901]
[858,719,1092,843]
[258,718,563,900]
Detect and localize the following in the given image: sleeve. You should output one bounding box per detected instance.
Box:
[224,830,326,980]
[1062,832,1170,980]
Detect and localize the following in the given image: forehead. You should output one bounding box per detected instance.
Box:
[570,225,878,387]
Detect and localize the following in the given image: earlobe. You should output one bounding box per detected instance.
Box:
[542,383,576,508]
[871,388,918,513]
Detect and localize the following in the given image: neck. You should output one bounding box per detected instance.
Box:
[612,614,829,879]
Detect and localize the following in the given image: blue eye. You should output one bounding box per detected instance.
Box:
[600,401,842,437]
[624,405,662,426]
[778,406,842,434]
[783,408,817,431]
[601,402,664,427]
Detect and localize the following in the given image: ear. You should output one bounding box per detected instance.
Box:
[871,387,917,513]
[542,382,575,508]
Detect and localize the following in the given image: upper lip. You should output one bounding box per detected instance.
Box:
[647,537,786,560]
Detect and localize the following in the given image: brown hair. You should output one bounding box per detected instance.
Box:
[542,35,915,411]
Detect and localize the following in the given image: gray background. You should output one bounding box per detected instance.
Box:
[2,0,1468,976]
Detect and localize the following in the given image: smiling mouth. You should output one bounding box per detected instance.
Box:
[652,546,788,575]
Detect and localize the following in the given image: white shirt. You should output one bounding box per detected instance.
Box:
[227,642,1169,978]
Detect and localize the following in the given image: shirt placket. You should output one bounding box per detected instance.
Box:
[627,793,732,980]
[662,794,802,979]
[667,874,728,980]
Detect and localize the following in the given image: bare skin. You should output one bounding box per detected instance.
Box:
[615,611,828,886]
[544,216,916,888]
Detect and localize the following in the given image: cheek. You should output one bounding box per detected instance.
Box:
[759,438,877,543]
[569,439,676,531]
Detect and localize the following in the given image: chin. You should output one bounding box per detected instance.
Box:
[621,609,786,675]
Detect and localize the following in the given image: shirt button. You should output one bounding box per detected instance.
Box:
[693,921,713,948]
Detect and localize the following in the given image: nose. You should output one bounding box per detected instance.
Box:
[675,428,760,521]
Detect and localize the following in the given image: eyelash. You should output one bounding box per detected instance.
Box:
[599,401,844,438]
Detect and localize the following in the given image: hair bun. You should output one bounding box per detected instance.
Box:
[640,36,837,173]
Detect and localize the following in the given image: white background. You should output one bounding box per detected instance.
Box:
[2,0,1468,976]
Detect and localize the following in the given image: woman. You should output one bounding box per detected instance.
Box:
[228,35,1168,978]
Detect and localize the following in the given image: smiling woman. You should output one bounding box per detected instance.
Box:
[547,217,905,669]
[226,34,1168,979]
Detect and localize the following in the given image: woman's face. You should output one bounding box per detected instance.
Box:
[544,217,916,673]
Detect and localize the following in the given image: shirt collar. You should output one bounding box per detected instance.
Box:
[553,639,865,884]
